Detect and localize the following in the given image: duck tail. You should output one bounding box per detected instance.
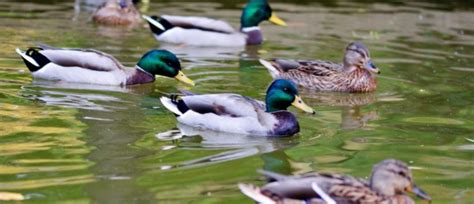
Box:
[160,95,189,116]
[238,183,276,204]
[259,59,280,78]
[142,15,173,36]
[15,47,50,72]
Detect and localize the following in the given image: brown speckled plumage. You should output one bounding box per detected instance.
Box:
[263,42,380,93]
[239,159,431,204]
[92,0,141,26]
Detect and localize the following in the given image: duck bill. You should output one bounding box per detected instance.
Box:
[407,184,432,201]
[365,60,380,74]
[174,71,195,86]
[291,95,315,114]
[269,13,287,26]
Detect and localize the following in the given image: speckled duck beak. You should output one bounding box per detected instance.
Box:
[174,71,195,86]
[269,13,287,26]
[291,95,315,114]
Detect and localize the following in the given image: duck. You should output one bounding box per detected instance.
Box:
[159,79,315,136]
[142,0,287,47]
[92,0,141,26]
[239,159,432,204]
[15,45,195,86]
[260,42,380,93]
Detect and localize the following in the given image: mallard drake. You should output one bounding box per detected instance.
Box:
[142,0,287,47]
[160,79,314,136]
[92,0,141,26]
[260,42,380,93]
[15,45,195,86]
[239,159,432,204]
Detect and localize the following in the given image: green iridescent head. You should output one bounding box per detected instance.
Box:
[137,50,195,86]
[265,79,314,113]
[240,0,287,29]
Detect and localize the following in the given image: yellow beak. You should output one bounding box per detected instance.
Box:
[291,95,315,114]
[174,71,195,86]
[269,13,287,26]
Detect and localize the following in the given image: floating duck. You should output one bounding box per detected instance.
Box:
[160,79,314,136]
[92,0,141,26]
[142,0,287,47]
[239,159,432,204]
[16,45,194,86]
[260,42,380,93]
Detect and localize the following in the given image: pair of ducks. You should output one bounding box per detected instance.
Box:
[240,159,432,204]
[16,0,379,137]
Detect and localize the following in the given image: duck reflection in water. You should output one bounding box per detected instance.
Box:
[21,80,160,111]
[155,123,299,170]
[20,80,159,203]
[302,90,379,130]
[156,41,264,69]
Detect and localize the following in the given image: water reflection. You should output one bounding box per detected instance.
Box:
[157,44,264,69]
[19,80,157,203]
[159,44,244,61]
[302,91,379,130]
[21,80,130,112]
[155,123,298,170]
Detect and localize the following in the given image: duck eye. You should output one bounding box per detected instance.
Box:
[283,88,289,92]
[398,171,406,177]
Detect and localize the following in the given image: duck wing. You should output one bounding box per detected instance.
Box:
[37,44,125,71]
[161,15,237,34]
[271,59,342,76]
[261,172,382,203]
[181,94,265,118]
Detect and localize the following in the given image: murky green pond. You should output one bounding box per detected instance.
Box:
[0,0,473,203]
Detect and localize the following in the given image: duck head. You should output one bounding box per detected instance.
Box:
[370,159,432,202]
[240,0,287,29]
[137,50,195,86]
[343,42,380,74]
[265,79,314,114]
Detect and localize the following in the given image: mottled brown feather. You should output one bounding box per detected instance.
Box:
[271,59,377,93]
[92,0,141,26]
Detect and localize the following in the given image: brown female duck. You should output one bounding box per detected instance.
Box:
[92,0,141,26]
[260,42,380,93]
[239,159,432,204]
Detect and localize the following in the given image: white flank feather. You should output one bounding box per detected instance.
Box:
[238,183,276,204]
[259,59,279,78]
[311,182,336,204]
[160,97,183,116]
[16,48,39,67]
[142,15,165,31]
[32,63,126,85]
[157,27,246,47]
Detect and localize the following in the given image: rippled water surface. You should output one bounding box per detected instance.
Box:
[0,0,473,203]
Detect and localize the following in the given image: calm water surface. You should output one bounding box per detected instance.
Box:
[0,0,473,203]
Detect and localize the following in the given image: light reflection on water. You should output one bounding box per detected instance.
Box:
[0,0,473,203]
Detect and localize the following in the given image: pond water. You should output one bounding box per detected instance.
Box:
[0,0,473,203]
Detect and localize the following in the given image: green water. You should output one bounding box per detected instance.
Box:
[0,0,473,203]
